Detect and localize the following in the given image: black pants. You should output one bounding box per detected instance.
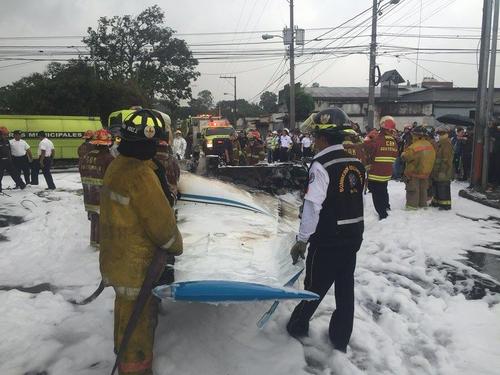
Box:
[279,147,290,162]
[431,180,451,209]
[490,151,500,185]
[12,155,30,184]
[303,147,313,158]
[368,180,390,219]
[31,158,56,189]
[287,243,359,352]
[0,159,25,191]
[453,153,462,177]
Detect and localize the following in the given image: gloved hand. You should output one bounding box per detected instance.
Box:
[290,241,307,264]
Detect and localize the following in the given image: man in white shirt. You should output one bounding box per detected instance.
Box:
[172,130,187,160]
[287,108,365,353]
[10,130,33,185]
[279,128,292,162]
[32,131,56,189]
[301,133,313,157]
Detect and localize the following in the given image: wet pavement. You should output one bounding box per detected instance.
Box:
[0,213,25,227]
[464,250,500,282]
[459,186,500,209]
[0,283,56,294]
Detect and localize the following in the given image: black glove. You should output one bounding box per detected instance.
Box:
[290,241,307,264]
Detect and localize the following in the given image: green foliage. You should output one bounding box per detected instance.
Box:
[259,91,278,113]
[216,99,263,121]
[0,60,150,126]
[83,5,199,108]
[189,90,215,114]
[282,82,315,122]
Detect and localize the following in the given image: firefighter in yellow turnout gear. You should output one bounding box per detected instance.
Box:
[100,109,183,375]
[401,126,436,209]
[431,125,454,210]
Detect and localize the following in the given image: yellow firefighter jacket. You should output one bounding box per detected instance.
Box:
[432,136,454,182]
[402,137,436,179]
[99,155,183,291]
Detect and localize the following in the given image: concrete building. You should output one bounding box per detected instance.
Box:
[278,71,500,131]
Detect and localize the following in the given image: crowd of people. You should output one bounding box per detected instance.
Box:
[3,107,500,373]
[0,127,56,193]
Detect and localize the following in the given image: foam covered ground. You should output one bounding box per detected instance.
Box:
[0,173,499,375]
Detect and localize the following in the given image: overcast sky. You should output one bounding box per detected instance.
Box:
[0,0,493,104]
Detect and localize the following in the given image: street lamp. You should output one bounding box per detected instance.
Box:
[219,76,237,125]
[261,34,281,40]
[261,0,297,129]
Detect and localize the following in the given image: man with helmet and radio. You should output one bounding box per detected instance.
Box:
[78,129,115,248]
[401,126,436,209]
[287,107,365,354]
[99,109,183,375]
[365,116,399,220]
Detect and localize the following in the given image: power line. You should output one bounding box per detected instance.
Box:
[303,3,374,46]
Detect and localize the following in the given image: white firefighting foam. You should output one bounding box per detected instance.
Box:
[0,173,499,375]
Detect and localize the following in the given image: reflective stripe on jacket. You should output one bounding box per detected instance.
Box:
[402,138,436,179]
[99,155,183,289]
[366,131,398,182]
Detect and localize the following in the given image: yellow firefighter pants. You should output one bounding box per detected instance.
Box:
[114,291,159,375]
[405,177,429,209]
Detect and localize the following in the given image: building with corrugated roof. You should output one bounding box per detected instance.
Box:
[277,70,500,131]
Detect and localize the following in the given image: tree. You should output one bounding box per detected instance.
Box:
[259,91,278,113]
[197,90,214,109]
[0,60,150,125]
[188,90,214,114]
[217,99,263,120]
[83,5,199,109]
[282,83,315,122]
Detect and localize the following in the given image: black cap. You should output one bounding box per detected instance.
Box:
[13,130,21,135]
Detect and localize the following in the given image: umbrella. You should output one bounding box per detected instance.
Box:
[436,114,475,128]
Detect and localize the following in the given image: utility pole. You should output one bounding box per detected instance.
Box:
[289,0,296,130]
[367,0,378,130]
[483,0,499,189]
[220,75,237,125]
[472,0,493,187]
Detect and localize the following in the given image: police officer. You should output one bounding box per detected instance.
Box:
[10,130,33,186]
[287,108,365,353]
[0,126,26,192]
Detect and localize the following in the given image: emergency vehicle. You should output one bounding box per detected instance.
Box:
[0,115,102,159]
[200,118,234,156]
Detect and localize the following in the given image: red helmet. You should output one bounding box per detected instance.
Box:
[82,130,94,139]
[380,116,396,130]
[0,126,9,136]
[90,129,112,146]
